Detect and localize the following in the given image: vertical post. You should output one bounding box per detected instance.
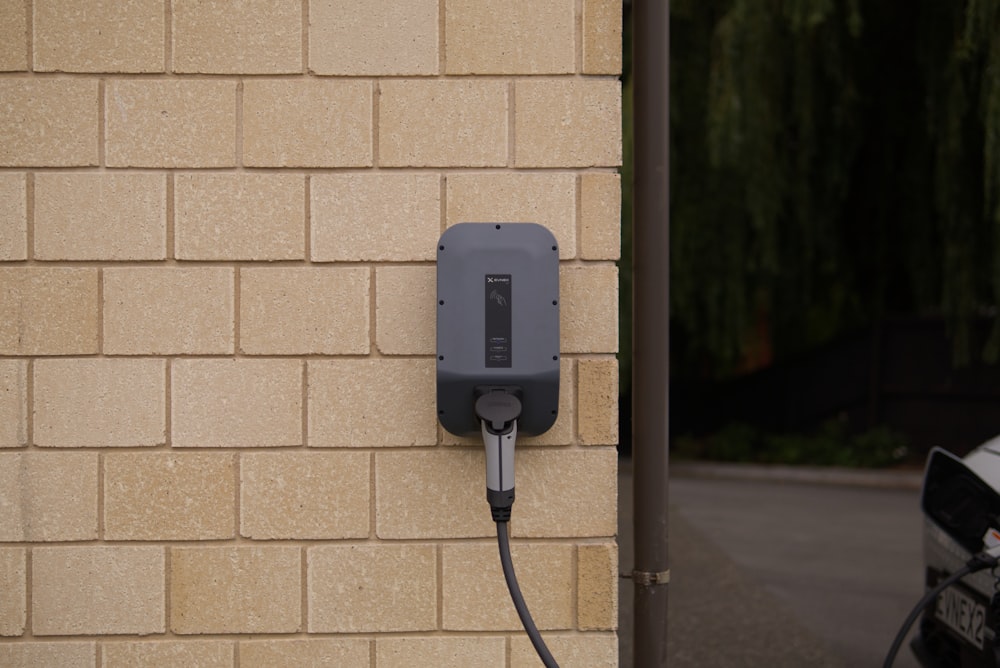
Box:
[632,0,671,665]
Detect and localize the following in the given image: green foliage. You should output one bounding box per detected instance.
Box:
[674,419,909,468]
[668,0,1000,377]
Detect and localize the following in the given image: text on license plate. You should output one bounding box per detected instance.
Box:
[936,585,986,650]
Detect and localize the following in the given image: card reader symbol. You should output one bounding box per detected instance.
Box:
[489,289,508,307]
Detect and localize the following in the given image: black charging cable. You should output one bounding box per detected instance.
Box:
[883,551,1000,668]
[497,520,559,668]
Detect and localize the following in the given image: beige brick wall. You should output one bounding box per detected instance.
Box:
[0,1,620,665]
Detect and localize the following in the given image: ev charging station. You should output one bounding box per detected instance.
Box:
[436,222,561,667]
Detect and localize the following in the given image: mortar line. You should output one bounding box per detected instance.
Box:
[235,80,244,168]
[24,540,32,639]
[233,451,241,542]
[368,452,376,539]
[301,0,309,75]
[164,0,172,73]
[25,358,33,448]
[164,545,172,638]
[97,452,105,540]
[165,172,175,260]
[371,80,380,168]
[232,266,241,354]
[436,543,443,630]
[303,174,311,262]
[368,266,377,355]
[369,639,376,668]
[437,0,446,75]
[300,360,308,448]
[575,0,584,74]
[97,267,104,355]
[25,0,32,72]
[164,358,172,447]
[300,545,308,636]
[575,172,583,262]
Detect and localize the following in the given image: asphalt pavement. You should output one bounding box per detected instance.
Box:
[618,458,926,667]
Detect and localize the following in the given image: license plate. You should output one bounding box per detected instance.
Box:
[936,585,986,650]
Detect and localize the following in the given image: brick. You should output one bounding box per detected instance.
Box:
[33,546,165,635]
[308,544,436,632]
[583,0,623,74]
[241,451,369,540]
[0,80,98,166]
[0,268,98,354]
[446,174,577,259]
[376,266,435,354]
[172,359,302,448]
[240,638,369,667]
[377,638,505,668]
[240,267,369,355]
[561,264,618,353]
[309,0,437,75]
[104,267,234,354]
[0,173,26,259]
[0,643,95,667]
[106,80,236,168]
[376,450,494,539]
[0,452,98,541]
[173,0,301,74]
[34,173,166,260]
[0,359,27,448]
[442,543,573,630]
[580,172,621,260]
[379,80,507,167]
[578,358,619,445]
[309,359,436,447]
[311,173,439,262]
[34,358,165,448]
[513,449,617,538]
[578,543,618,630]
[103,641,233,668]
[515,79,621,168]
[171,546,300,634]
[243,79,371,167]
[445,0,574,74]
[104,452,236,541]
[0,548,26,636]
[174,173,304,260]
[0,2,27,71]
[511,634,618,667]
[34,0,164,72]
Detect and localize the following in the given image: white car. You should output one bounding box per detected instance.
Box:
[910,440,1000,667]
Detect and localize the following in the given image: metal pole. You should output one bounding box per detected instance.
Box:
[632,0,671,665]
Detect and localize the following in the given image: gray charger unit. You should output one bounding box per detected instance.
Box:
[436,222,560,437]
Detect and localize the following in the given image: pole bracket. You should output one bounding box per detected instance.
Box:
[628,569,671,586]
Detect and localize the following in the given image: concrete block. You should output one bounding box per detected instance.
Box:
[0,643,95,667]
[308,359,436,447]
[171,546,300,634]
[442,542,573,630]
[243,79,371,167]
[0,2,27,71]
[0,548,25,636]
[311,173,439,262]
[240,267,369,355]
[0,359,27,448]
[307,544,436,632]
[375,266,435,355]
[512,449,618,538]
[309,0,437,75]
[34,0,164,72]
[0,80,98,166]
[34,173,166,260]
[240,451,369,539]
[173,0,301,73]
[172,359,302,448]
[106,80,236,168]
[580,172,621,260]
[0,268,99,355]
[583,0,623,74]
[375,450,495,539]
[174,173,304,260]
[511,634,618,667]
[445,173,577,259]
[102,641,233,667]
[515,79,621,168]
[379,80,507,167]
[104,452,236,541]
[578,543,618,630]
[240,638,369,667]
[445,0,574,74]
[578,357,619,445]
[34,358,165,448]
[376,637,505,668]
[32,546,165,635]
[0,452,98,541]
[0,173,26,260]
[560,264,619,353]
[103,267,234,354]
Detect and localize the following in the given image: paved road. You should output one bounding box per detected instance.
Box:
[619,461,926,667]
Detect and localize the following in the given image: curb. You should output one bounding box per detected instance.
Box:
[669,461,924,491]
